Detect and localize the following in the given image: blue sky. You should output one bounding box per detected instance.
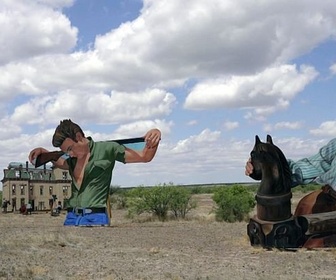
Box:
[1,0,336,188]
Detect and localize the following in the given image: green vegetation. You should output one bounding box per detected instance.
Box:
[126,183,196,221]
[169,187,197,218]
[109,185,128,209]
[212,184,255,223]
[292,184,321,193]
[107,182,321,223]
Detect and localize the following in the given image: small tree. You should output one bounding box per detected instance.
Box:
[169,187,196,218]
[109,185,129,209]
[127,185,173,221]
[213,185,255,222]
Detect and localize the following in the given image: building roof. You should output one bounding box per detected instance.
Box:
[8,162,53,170]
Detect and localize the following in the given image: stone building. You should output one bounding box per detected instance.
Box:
[1,161,71,212]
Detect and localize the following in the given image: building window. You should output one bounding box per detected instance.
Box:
[62,172,68,180]
[49,186,53,195]
[62,186,69,197]
[40,186,43,195]
[20,185,25,195]
[12,184,16,195]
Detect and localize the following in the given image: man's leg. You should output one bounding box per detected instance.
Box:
[78,213,110,226]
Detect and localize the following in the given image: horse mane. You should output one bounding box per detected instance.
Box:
[265,135,292,192]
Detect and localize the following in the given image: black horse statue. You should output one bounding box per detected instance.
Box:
[246,135,336,249]
[249,135,292,221]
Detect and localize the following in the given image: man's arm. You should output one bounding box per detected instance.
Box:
[52,157,69,170]
[124,129,161,163]
[29,147,69,170]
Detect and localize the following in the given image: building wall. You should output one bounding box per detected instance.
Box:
[1,162,71,212]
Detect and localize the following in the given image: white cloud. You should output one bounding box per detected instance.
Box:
[113,119,173,139]
[9,89,176,126]
[184,64,318,119]
[265,121,303,132]
[271,137,328,160]
[34,0,75,9]
[0,119,22,140]
[186,120,198,126]
[138,0,336,75]
[0,128,56,170]
[0,1,77,65]
[223,121,239,130]
[310,121,336,137]
[172,129,221,154]
[1,0,335,97]
[330,64,336,75]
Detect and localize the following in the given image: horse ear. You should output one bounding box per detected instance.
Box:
[255,135,261,144]
[266,134,273,145]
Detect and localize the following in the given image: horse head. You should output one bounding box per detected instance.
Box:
[250,134,291,195]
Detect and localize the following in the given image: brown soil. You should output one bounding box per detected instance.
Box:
[0,192,335,280]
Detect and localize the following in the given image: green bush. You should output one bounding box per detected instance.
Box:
[127,185,173,221]
[292,184,321,193]
[110,193,128,209]
[212,185,255,222]
[109,185,121,195]
[126,184,196,221]
[190,186,203,194]
[109,185,129,209]
[169,187,196,218]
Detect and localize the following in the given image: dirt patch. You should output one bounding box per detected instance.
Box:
[0,193,335,280]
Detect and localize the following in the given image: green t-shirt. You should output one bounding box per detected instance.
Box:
[65,137,125,208]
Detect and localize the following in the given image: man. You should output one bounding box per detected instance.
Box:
[2,199,8,213]
[26,201,32,215]
[245,138,336,199]
[29,119,161,226]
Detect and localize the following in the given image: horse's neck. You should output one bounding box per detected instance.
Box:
[258,167,280,195]
[259,179,275,194]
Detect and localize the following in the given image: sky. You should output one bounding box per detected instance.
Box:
[1,0,336,188]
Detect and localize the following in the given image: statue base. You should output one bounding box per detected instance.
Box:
[247,215,305,249]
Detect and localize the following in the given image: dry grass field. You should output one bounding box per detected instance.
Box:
[1,192,336,280]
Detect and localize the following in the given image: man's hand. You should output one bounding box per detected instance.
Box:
[245,158,254,176]
[28,147,50,165]
[144,129,161,148]
[125,129,162,163]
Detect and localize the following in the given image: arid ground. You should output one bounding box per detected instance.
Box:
[0,192,336,280]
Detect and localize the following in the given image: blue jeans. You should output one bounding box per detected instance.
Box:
[64,210,110,226]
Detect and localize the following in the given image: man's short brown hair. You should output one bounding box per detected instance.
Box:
[52,119,85,147]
